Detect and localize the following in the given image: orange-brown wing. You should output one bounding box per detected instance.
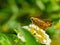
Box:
[44,20,52,27]
[31,17,52,30]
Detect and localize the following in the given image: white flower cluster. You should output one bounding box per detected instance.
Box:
[18,24,51,45]
[17,33,26,42]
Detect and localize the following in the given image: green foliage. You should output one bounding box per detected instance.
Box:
[0,33,25,45]
[0,33,11,45]
[0,0,60,45]
[46,26,56,38]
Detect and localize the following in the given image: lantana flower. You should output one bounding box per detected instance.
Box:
[17,24,51,45]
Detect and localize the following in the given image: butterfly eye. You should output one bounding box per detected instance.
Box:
[31,18,33,20]
[30,17,34,20]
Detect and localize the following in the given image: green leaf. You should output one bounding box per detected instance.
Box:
[0,33,25,45]
[0,33,11,45]
[36,0,45,10]
[46,3,59,12]
[46,26,56,38]
[41,0,49,3]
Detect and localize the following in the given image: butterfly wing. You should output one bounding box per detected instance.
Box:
[31,17,52,30]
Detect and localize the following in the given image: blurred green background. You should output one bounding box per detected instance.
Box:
[0,0,60,45]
